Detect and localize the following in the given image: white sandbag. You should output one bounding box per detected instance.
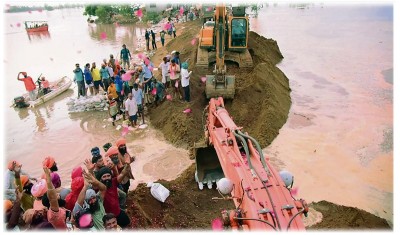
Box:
[147,182,170,203]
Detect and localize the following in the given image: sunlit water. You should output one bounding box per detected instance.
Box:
[2,4,393,225]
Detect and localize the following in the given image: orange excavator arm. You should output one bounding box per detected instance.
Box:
[195,97,308,231]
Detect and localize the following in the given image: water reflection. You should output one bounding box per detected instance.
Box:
[88,23,146,49]
[32,108,47,132]
[27,31,51,42]
[13,107,30,120]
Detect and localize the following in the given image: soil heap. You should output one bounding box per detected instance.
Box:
[126,19,391,231]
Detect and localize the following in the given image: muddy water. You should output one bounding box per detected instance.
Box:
[2,4,393,225]
[250,4,393,224]
[3,8,193,189]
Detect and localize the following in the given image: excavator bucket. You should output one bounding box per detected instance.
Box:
[194,142,225,190]
[205,75,235,99]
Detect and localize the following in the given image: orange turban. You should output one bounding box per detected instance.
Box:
[106,146,119,157]
[4,200,13,213]
[116,138,126,148]
[20,175,29,186]
[7,160,21,171]
[42,156,55,168]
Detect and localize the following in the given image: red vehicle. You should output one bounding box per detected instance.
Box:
[24,21,48,33]
[194,97,308,231]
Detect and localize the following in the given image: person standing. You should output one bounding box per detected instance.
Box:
[172,22,176,38]
[180,62,192,102]
[169,59,181,99]
[150,30,157,50]
[84,63,94,96]
[17,72,36,101]
[120,44,131,70]
[73,63,86,98]
[144,29,150,51]
[100,64,111,93]
[159,30,166,47]
[159,57,170,88]
[132,83,144,124]
[91,62,102,95]
[124,93,138,127]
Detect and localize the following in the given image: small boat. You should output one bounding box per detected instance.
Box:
[24,21,49,33]
[13,76,72,108]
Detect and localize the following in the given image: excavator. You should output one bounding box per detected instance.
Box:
[196,4,253,99]
[194,97,308,230]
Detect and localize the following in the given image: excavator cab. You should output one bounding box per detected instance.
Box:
[197,4,252,99]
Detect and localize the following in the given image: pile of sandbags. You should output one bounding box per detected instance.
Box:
[67,94,108,113]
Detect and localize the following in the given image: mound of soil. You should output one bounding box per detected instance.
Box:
[148,21,290,149]
[126,20,391,231]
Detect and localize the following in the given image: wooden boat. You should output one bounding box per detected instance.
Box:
[13,76,72,108]
[25,21,49,33]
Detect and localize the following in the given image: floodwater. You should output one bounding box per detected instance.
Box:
[250,4,393,224]
[2,7,193,190]
[2,4,393,225]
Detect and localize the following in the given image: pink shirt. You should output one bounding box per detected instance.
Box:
[47,207,67,230]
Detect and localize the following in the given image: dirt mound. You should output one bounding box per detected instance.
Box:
[148,22,290,149]
[307,201,391,231]
[126,20,391,231]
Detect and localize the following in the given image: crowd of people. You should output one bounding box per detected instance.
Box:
[8,11,196,231]
[4,138,137,231]
[71,40,193,127]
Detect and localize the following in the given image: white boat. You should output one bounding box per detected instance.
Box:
[13,76,72,108]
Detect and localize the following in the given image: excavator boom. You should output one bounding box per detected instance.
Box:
[194,97,308,231]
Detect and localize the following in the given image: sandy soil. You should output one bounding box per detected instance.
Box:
[124,19,391,231]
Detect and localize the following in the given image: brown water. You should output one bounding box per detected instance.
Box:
[250,4,393,224]
[3,4,393,225]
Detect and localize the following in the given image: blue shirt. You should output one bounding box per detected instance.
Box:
[133,88,143,105]
[100,68,110,79]
[115,75,122,92]
[84,67,93,84]
[142,63,154,79]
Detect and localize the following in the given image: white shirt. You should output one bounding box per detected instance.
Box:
[107,66,114,77]
[159,62,170,76]
[125,97,138,116]
[181,68,191,87]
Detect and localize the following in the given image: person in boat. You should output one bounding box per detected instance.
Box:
[17,72,37,101]
[41,77,50,95]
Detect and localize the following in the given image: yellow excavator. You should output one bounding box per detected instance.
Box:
[196,4,253,99]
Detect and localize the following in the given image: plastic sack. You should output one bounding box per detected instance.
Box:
[147,182,170,203]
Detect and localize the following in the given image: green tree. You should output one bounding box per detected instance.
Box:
[84,5,97,16]
[95,5,114,23]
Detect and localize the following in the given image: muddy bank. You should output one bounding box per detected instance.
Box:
[127,19,391,230]
[148,21,290,149]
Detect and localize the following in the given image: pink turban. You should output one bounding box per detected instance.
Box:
[31,179,47,198]
[79,213,93,228]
